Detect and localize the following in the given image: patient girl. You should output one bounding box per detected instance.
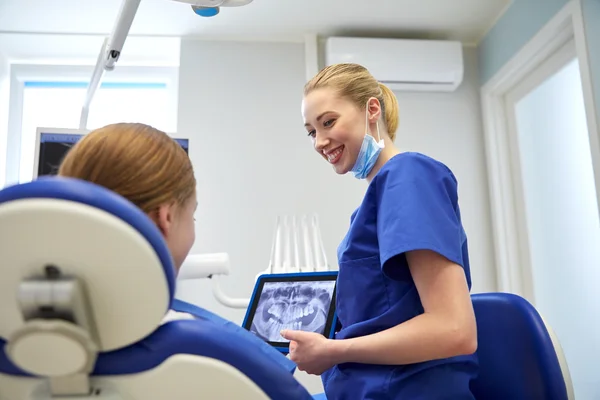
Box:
[59,122,197,273]
[58,122,297,373]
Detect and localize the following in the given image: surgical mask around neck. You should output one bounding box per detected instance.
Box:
[350,104,385,180]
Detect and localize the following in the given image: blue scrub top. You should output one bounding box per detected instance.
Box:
[322,152,478,399]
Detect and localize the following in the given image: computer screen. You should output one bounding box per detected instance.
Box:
[242,272,338,353]
[34,128,189,179]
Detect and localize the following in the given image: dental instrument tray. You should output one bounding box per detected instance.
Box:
[242,271,338,354]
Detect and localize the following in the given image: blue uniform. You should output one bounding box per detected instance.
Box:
[322,152,478,399]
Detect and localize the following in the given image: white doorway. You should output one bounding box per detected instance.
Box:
[504,37,600,400]
[481,2,600,398]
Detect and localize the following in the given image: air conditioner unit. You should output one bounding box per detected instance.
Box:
[325,37,464,92]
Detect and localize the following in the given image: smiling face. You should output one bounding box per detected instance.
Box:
[302,87,382,175]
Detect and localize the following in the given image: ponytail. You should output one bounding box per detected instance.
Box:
[379,83,399,141]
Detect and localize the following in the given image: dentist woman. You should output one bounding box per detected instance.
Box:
[281,63,479,399]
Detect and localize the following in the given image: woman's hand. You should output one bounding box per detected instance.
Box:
[280,330,339,375]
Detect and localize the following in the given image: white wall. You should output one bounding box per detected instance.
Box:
[175,41,496,318]
[514,58,600,400]
[0,52,9,189]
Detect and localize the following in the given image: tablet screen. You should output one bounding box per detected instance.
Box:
[246,278,336,344]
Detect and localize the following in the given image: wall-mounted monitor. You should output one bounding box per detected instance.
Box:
[33,127,189,180]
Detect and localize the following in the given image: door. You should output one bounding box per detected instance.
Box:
[505,38,600,400]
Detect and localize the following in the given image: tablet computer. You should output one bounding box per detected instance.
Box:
[242,271,338,354]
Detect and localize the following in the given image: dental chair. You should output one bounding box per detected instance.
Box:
[471,292,574,400]
[0,177,313,400]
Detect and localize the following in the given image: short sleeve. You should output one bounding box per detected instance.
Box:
[376,156,464,275]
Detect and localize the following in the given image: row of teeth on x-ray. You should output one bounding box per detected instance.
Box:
[265,318,304,336]
[268,303,315,320]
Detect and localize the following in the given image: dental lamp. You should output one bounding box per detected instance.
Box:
[174,0,254,17]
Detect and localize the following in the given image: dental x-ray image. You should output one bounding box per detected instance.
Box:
[38,141,76,176]
[250,281,335,343]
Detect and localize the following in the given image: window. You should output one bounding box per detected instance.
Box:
[8,65,179,184]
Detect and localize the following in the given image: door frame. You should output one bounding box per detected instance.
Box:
[502,38,578,302]
[480,0,599,297]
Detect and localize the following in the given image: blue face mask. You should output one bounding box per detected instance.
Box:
[350,104,385,180]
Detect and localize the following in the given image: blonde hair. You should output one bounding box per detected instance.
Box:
[59,123,196,214]
[304,63,400,140]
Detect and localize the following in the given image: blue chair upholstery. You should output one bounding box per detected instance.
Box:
[471,292,573,400]
[171,298,298,374]
[0,177,313,400]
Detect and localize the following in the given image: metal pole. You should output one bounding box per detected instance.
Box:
[79,0,142,130]
[79,38,108,130]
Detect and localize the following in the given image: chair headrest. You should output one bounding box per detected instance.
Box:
[0,177,176,352]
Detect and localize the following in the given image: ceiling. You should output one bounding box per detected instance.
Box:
[0,0,510,44]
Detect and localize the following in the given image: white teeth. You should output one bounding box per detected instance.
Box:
[265,304,317,339]
[268,304,283,319]
[326,147,343,162]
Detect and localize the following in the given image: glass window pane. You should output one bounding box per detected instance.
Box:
[20,86,84,183]
[87,83,171,131]
[19,82,174,183]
